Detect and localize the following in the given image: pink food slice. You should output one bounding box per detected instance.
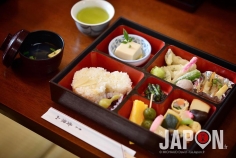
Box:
[150,115,164,132]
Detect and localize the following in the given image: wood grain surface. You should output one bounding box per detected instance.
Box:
[0,0,235,158]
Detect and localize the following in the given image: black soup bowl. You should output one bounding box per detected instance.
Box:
[1,30,64,75]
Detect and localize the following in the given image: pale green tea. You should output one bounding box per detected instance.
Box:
[76,7,109,24]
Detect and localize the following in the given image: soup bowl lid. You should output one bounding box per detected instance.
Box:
[0,29,29,67]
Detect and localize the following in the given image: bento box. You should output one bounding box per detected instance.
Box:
[49,17,236,157]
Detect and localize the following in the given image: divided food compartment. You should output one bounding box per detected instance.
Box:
[96,25,165,67]
[118,77,216,121]
[117,76,173,116]
[50,17,236,156]
[118,76,216,149]
[146,45,236,104]
[57,51,144,93]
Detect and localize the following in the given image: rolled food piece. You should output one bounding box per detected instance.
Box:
[171,98,189,113]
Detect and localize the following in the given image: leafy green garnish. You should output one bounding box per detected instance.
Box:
[122,29,133,44]
[50,48,56,52]
[29,56,35,59]
[173,105,182,110]
[212,78,223,88]
[213,79,218,84]
[23,51,29,56]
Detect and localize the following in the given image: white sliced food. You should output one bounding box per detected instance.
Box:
[48,49,61,58]
[172,55,188,65]
[162,66,171,82]
[214,84,228,99]
[165,48,175,65]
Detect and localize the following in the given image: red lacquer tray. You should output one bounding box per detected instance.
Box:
[50,17,236,157]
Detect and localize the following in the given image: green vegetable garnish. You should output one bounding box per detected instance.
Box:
[174,69,201,84]
[145,83,166,102]
[212,79,217,84]
[29,56,35,59]
[180,118,194,125]
[122,29,133,44]
[23,51,29,56]
[173,105,182,110]
[50,48,56,52]
[212,78,223,88]
[150,66,166,79]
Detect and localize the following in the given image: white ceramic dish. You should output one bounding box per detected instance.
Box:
[108,34,152,66]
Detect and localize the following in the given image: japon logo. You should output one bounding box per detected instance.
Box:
[159,130,226,150]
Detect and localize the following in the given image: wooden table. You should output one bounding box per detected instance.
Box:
[0,0,235,157]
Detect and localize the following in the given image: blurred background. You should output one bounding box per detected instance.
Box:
[0,113,78,158]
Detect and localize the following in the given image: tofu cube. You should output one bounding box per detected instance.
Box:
[114,42,142,60]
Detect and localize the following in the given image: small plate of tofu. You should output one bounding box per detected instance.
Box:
[108,34,151,66]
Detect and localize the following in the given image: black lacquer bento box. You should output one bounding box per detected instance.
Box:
[49,17,236,157]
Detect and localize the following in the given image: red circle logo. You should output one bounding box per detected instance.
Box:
[196,131,210,144]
